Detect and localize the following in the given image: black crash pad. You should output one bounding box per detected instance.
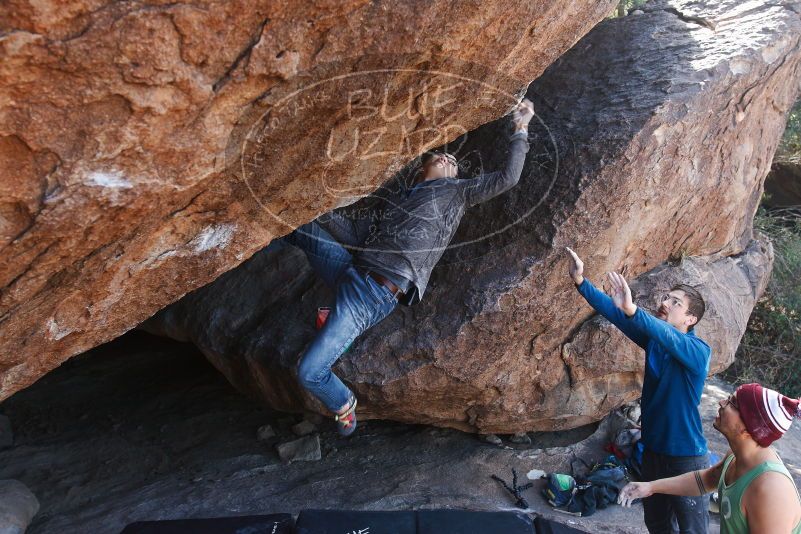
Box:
[295,509,417,534]
[121,509,590,534]
[534,515,590,534]
[417,510,535,533]
[296,509,538,533]
[119,513,293,534]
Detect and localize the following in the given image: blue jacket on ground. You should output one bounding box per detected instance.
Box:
[577,279,711,457]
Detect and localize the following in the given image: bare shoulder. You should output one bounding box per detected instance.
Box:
[749,469,799,498]
[744,470,801,531]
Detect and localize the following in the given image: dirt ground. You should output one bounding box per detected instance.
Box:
[1,331,799,533]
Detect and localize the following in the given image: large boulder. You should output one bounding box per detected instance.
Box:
[144,0,798,432]
[0,0,618,400]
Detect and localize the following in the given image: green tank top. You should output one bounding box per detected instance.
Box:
[718,453,801,534]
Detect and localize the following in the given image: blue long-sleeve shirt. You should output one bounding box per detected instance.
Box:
[577,278,711,457]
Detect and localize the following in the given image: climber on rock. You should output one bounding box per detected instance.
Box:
[566,247,711,533]
[283,98,535,436]
[619,382,801,534]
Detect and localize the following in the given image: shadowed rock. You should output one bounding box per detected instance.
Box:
[0,415,11,450]
[0,479,39,534]
[276,435,322,463]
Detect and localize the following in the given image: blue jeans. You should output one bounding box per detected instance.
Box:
[286,220,398,412]
[642,449,710,534]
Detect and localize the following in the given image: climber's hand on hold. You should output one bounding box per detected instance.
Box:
[512,98,534,131]
[565,247,584,286]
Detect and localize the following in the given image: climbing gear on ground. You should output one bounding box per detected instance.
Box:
[543,473,578,508]
[492,468,533,509]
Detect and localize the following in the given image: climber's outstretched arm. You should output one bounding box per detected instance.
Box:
[566,247,649,349]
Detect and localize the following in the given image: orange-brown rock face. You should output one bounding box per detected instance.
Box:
[145,0,797,433]
[0,0,618,399]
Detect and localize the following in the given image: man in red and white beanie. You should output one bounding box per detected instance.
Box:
[619,383,801,533]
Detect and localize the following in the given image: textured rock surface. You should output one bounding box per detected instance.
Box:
[0,479,39,534]
[145,236,773,433]
[2,332,800,533]
[0,0,617,400]
[145,0,798,433]
[276,434,321,463]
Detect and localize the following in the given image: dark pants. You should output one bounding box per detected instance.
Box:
[642,450,710,534]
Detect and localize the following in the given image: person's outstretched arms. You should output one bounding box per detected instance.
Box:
[460,98,533,208]
[605,271,710,375]
[566,247,649,349]
[618,454,729,505]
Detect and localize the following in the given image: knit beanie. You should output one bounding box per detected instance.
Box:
[735,383,801,446]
